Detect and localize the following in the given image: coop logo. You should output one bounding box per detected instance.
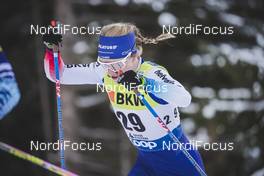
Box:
[132,140,157,150]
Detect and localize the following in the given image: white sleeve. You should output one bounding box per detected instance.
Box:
[144,67,191,107]
[44,49,105,85]
[54,63,105,85]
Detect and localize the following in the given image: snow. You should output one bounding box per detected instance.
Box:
[152,1,165,12]
[158,12,177,26]
[180,102,200,114]
[183,86,262,118]
[191,86,215,99]
[193,127,210,143]
[205,0,230,11]
[216,56,226,67]
[190,54,214,66]
[219,13,245,26]
[253,81,263,97]
[194,8,207,19]
[251,168,264,176]
[181,118,196,134]
[256,33,264,48]
[114,0,129,6]
[190,43,264,78]
[88,0,102,6]
[75,94,106,108]
[202,99,264,119]
[73,41,90,54]
[218,88,251,99]
[244,147,261,159]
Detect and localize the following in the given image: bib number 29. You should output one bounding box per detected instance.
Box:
[116,111,146,132]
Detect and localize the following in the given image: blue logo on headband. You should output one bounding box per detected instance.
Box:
[98,32,137,60]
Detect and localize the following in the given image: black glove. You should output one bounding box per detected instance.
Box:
[42,22,62,49]
[117,70,143,90]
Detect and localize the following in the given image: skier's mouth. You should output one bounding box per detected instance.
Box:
[110,75,118,79]
[107,70,123,80]
[109,74,120,80]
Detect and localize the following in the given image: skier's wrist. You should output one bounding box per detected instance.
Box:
[43,41,54,50]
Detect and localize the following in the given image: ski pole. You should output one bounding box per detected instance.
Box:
[0,142,78,176]
[53,44,66,169]
[134,89,207,176]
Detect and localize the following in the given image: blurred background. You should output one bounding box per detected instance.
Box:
[0,0,264,175]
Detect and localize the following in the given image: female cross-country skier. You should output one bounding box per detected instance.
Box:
[43,22,206,176]
[0,45,20,119]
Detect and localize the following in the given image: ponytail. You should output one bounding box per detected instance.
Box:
[137,32,175,45]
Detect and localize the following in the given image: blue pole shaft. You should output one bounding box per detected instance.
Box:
[53,49,66,169]
[134,90,207,176]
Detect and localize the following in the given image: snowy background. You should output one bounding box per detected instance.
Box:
[0,0,263,176]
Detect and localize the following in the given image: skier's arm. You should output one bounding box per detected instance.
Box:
[44,48,105,85]
[0,47,20,119]
[143,67,191,107]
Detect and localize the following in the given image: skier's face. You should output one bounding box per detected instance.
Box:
[101,58,127,73]
[97,31,138,78]
[101,55,140,79]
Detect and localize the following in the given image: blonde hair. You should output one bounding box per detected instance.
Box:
[100,22,175,56]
